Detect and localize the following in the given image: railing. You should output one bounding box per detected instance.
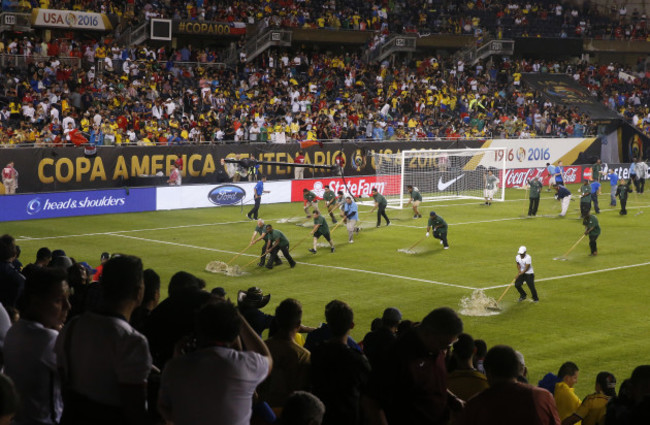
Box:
[0,134,597,149]
[116,20,149,47]
[456,39,515,65]
[474,39,514,60]
[365,34,417,63]
[94,58,228,71]
[379,34,416,62]
[0,54,81,68]
[242,28,292,62]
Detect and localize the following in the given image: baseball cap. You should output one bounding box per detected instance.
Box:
[430,211,436,216]
[518,246,526,254]
[211,287,226,297]
[52,249,66,258]
[78,261,98,275]
[100,252,110,260]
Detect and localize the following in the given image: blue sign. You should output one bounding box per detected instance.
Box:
[207,185,246,205]
[0,188,156,222]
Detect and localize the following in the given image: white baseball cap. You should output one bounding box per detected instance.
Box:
[518,246,527,254]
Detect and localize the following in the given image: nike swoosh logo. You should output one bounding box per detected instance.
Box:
[438,175,465,191]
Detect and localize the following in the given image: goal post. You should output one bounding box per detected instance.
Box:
[364,148,507,208]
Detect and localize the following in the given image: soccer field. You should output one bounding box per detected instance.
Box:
[5,184,650,396]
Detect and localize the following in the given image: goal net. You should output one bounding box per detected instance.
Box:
[364,148,507,208]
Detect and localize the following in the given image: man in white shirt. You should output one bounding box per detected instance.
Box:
[4,268,70,425]
[22,104,35,122]
[514,246,539,302]
[62,115,75,130]
[159,300,272,425]
[249,122,261,142]
[55,255,151,425]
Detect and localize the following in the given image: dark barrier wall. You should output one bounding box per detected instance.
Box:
[1,140,483,193]
[514,37,583,58]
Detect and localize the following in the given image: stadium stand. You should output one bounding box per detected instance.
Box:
[0,40,616,147]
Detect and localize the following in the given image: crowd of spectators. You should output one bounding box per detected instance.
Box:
[2,36,630,147]
[0,233,649,425]
[7,2,650,147]
[9,0,650,41]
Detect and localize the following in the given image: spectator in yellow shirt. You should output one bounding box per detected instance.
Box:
[447,333,489,402]
[555,362,581,423]
[561,372,616,425]
[95,46,107,59]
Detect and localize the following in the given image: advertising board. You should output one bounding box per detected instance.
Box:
[0,188,155,222]
[156,181,291,210]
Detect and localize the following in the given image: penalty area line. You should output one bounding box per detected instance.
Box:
[108,233,477,291]
[481,262,650,290]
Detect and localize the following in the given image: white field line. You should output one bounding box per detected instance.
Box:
[481,262,650,290]
[108,233,477,290]
[14,220,252,241]
[14,200,648,242]
[388,204,650,229]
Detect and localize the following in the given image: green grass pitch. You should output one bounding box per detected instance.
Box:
[4,183,649,397]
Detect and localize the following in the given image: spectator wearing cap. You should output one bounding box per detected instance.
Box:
[455,345,560,425]
[366,307,465,425]
[49,251,73,270]
[211,287,226,300]
[238,287,273,336]
[55,254,151,425]
[0,235,25,309]
[362,307,401,369]
[91,252,110,283]
[310,300,370,425]
[4,267,71,425]
[158,299,273,425]
[258,299,311,410]
[562,371,616,425]
[447,333,489,402]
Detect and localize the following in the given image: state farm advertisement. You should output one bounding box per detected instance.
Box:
[503,166,583,188]
[291,176,400,202]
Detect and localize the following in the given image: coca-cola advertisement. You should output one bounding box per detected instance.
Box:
[290,176,400,202]
[562,166,582,184]
[503,166,583,188]
[503,168,547,188]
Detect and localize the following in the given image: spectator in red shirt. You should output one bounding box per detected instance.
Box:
[294,151,306,179]
[91,252,110,283]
